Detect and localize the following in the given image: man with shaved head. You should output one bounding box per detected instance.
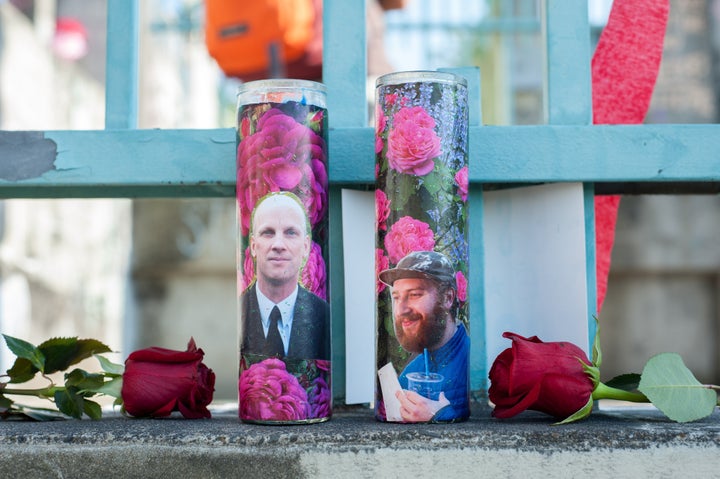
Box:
[240,192,329,360]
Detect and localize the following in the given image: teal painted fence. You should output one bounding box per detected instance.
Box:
[0,0,718,399]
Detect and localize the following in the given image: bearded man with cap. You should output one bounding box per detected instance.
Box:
[379,250,470,422]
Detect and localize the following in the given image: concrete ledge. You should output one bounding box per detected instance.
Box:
[0,403,718,478]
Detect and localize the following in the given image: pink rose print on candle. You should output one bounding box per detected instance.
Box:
[237,108,328,235]
[376,189,391,231]
[386,106,441,177]
[376,248,390,293]
[455,271,467,303]
[455,166,469,202]
[301,241,327,300]
[383,216,436,264]
[239,358,310,421]
[239,246,255,292]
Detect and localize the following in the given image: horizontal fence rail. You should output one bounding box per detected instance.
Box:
[1,125,719,198]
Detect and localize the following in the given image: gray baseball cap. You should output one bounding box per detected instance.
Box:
[378,251,456,287]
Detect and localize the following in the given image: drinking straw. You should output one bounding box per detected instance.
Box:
[424,348,429,376]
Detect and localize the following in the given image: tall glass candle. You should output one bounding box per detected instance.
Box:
[374,71,470,423]
[236,79,331,424]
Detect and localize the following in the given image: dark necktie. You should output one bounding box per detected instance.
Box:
[264,306,285,357]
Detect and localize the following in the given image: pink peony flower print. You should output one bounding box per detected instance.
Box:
[240,116,251,139]
[383,216,436,264]
[456,271,467,303]
[239,358,310,421]
[386,106,441,176]
[315,359,331,372]
[301,241,327,300]
[376,248,390,293]
[455,166,469,202]
[237,108,328,235]
[375,189,391,231]
[240,246,255,291]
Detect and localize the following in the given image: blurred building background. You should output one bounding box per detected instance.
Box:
[0,0,718,401]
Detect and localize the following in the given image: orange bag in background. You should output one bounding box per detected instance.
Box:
[205,0,320,81]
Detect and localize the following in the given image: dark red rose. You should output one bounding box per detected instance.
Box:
[122,338,215,419]
[489,332,594,420]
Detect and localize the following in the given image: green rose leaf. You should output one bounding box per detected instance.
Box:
[65,368,105,393]
[94,376,123,399]
[638,353,717,423]
[605,373,642,392]
[5,358,39,384]
[95,354,124,376]
[0,394,14,411]
[83,399,102,420]
[3,335,45,373]
[54,386,85,419]
[39,337,112,375]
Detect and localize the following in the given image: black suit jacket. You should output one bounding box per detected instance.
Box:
[241,283,330,360]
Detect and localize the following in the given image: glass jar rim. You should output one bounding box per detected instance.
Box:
[237,79,326,96]
[376,70,468,88]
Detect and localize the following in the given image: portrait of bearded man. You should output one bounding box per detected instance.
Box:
[379,251,470,422]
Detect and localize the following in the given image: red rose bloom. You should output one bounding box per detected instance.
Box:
[489,332,594,420]
[122,338,215,419]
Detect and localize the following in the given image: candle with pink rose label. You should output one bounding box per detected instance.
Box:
[236,79,331,424]
[374,71,470,423]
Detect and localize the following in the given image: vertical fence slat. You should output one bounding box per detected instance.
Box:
[324,0,368,400]
[105,0,139,129]
[544,0,592,125]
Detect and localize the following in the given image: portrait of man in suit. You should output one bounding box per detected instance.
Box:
[240,192,330,360]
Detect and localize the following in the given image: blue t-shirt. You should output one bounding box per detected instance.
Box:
[398,324,470,422]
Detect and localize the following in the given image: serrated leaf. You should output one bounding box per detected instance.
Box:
[638,353,717,423]
[605,373,642,392]
[3,335,45,372]
[95,354,124,375]
[39,337,112,375]
[5,357,38,384]
[83,399,102,420]
[54,387,84,419]
[65,369,104,393]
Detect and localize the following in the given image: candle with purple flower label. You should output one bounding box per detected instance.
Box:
[236,79,331,424]
[375,71,470,423]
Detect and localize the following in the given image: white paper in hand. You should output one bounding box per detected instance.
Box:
[378,362,403,421]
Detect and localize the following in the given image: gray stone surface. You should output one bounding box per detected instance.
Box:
[0,404,717,478]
